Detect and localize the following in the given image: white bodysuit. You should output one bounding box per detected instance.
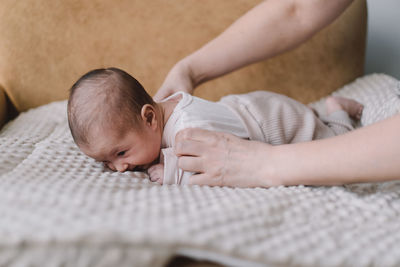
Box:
[161,91,353,185]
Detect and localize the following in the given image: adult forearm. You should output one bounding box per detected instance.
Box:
[185,0,354,87]
[268,114,400,186]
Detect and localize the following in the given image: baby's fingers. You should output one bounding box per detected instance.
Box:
[148,165,156,173]
[147,168,158,182]
[149,173,160,183]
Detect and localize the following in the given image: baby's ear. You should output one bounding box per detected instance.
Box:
[140,104,157,128]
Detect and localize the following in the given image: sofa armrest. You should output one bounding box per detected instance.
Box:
[0,86,7,129]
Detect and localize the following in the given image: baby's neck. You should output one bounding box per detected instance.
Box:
[157,94,183,130]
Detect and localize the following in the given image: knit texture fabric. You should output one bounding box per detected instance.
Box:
[0,74,399,267]
[220,91,353,145]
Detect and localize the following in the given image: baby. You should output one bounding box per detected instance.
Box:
[67,67,363,185]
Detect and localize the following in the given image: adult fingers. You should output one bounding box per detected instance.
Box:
[174,139,205,157]
[189,173,224,187]
[175,128,212,142]
[177,155,205,173]
[175,128,222,145]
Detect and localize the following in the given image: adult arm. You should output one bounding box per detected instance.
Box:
[154,0,354,100]
[175,114,400,187]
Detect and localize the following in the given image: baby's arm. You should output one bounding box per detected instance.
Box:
[148,163,164,185]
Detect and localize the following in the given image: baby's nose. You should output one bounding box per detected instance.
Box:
[115,163,128,172]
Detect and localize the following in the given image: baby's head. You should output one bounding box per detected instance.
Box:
[67,67,162,172]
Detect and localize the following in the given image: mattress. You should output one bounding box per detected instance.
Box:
[0,74,400,267]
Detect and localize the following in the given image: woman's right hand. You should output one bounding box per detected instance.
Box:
[153,59,196,101]
[174,128,280,188]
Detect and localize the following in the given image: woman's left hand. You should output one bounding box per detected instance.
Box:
[154,59,195,101]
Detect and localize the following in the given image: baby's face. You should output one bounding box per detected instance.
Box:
[80,125,161,172]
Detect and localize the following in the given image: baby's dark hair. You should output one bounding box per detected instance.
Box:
[67,67,155,145]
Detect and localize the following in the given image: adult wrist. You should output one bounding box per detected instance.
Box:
[249,143,285,188]
[259,145,293,187]
[182,53,210,88]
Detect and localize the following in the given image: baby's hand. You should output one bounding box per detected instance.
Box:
[148,163,164,184]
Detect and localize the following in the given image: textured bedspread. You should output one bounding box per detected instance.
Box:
[0,74,400,267]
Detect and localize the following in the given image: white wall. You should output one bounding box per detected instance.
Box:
[365,0,400,79]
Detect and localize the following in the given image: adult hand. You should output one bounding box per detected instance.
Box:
[174,128,280,188]
[154,59,195,101]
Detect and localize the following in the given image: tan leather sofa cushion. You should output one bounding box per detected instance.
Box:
[0,0,366,113]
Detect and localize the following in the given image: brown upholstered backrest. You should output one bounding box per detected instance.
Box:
[0,86,6,126]
[0,0,366,116]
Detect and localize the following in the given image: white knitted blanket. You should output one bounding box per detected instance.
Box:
[0,74,400,267]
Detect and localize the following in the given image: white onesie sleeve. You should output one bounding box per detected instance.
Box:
[161,148,193,185]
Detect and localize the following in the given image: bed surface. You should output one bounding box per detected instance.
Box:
[0,74,400,267]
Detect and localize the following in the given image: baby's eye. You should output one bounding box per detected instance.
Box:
[117,151,126,157]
